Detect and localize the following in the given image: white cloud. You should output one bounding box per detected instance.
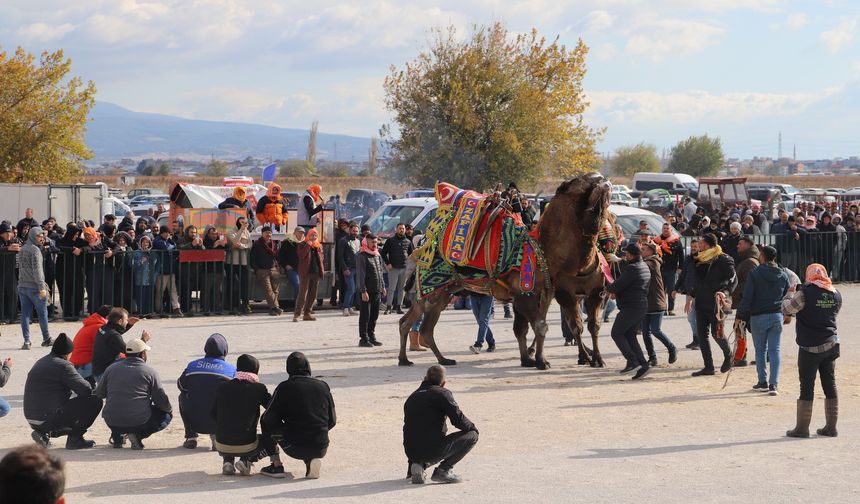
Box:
[820,19,857,53]
[771,12,808,31]
[586,86,843,124]
[16,21,75,42]
[625,18,725,62]
[583,10,616,34]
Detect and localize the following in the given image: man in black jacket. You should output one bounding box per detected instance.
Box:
[690,233,737,376]
[380,223,414,314]
[262,352,336,479]
[355,234,386,347]
[23,334,102,449]
[91,308,149,381]
[605,244,652,380]
[336,222,361,316]
[404,365,478,484]
[250,227,282,315]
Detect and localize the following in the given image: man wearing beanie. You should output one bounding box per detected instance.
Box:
[17,226,53,350]
[262,352,336,479]
[95,339,172,450]
[178,334,236,449]
[736,246,790,395]
[213,354,284,477]
[605,243,652,380]
[23,333,103,449]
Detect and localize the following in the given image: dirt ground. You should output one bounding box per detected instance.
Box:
[0,287,857,503]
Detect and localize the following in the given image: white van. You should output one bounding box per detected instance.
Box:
[631,173,698,195]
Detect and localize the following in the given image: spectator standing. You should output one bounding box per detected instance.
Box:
[641,243,677,366]
[131,234,156,316]
[69,305,110,385]
[336,222,361,316]
[784,264,841,438]
[24,334,102,450]
[0,357,11,418]
[201,226,227,314]
[690,233,737,377]
[404,365,479,485]
[226,217,252,315]
[250,226,283,316]
[152,227,182,317]
[0,445,67,504]
[177,225,204,314]
[605,244,652,380]
[0,223,21,323]
[55,224,86,321]
[731,236,760,366]
[722,222,742,262]
[80,227,112,313]
[653,223,683,315]
[179,334,235,450]
[294,228,325,322]
[17,208,38,230]
[18,226,53,350]
[356,235,386,347]
[381,223,414,314]
[277,227,305,306]
[736,246,789,396]
[95,338,172,450]
[297,184,324,231]
[218,186,255,222]
[468,293,496,354]
[331,219,349,308]
[262,352,336,479]
[112,232,134,311]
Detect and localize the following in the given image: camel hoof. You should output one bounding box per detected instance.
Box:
[520,357,537,368]
[577,359,589,366]
[537,360,551,370]
[398,358,414,367]
[438,358,457,366]
[591,355,605,368]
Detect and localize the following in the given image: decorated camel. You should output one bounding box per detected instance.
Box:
[397,172,612,369]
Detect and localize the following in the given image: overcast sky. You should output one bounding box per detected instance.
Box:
[2,0,859,159]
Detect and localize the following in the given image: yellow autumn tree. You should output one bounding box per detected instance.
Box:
[382,23,602,190]
[0,47,96,183]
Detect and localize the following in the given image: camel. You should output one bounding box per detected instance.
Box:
[397,172,612,369]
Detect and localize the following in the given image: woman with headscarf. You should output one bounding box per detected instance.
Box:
[297,184,324,231]
[80,227,112,314]
[783,264,842,438]
[256,183,289,232]
[55,224,87,321]
[202,226,228,314]
[112,231,134,311]
[219,186,255,222]
[226,217,253,315]
[294,228,324,322]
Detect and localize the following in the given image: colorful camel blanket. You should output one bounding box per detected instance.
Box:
[413,182,540,298]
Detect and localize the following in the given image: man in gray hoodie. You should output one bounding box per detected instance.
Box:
[17,226,52,350]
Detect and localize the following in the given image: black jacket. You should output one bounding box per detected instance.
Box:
[721,233,741,262]
[605,257,649,311]
[380,235,413,269]
[250,238,278,271]
[91,322,128,377]
[336,235,360,271]
[356,252,386,295]
[262,376,336,447]
[659,237,684,271]
[692,253,737,312]
[277,238,300,270]
[403,381,476,461]
[675,254,697,295]
[218,197,255,221]
[23,354,94,425]
[212,379,271,447]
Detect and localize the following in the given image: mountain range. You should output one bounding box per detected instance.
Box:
[85,102,372,162]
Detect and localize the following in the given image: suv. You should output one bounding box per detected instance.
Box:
[125,188,161,202]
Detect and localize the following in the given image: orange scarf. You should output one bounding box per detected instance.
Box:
[653,233,679,256]
[805,263,835,292]
[304,228,322,249]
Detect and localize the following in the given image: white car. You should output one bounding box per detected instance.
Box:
[128,194,170,216]
[610,192,636,207]
[611,184,632,194]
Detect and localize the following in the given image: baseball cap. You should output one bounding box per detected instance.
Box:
[126,339,151,354]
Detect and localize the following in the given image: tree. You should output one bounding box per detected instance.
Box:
[278,159,314,177]
[0,47,96,182]
[381,22,602,190]
[667,135,724,177]
[319,162,348,177]
[207,159,228,177]
[156,162,170,176]
[610,143,660,177]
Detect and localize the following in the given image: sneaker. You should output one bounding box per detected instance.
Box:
[348,308,357,316]
[172,308,184,318]
[31,430,50,447]
[668,311,676,316]
[235,458,252,476]
[65,436,96,450]
[752,382,768,391]
[619,363,640,374]
[469,345,481,354]
[668,346,678,364]
[127,433,144,450]
[648,356,658,367]
[343,309,350,317]
[720,356,733,374]
[685,342,699,350]
[260,464,287,479]
[41,337,53,347]
[396,308,405,315]
[486,344,496,353]
[768,384,779,396]
[21,341,32,350]
[632,365,652,380]
[431,467,462,484]
[734,359,749,367]
[109,434,125,448]
[369,338,383,347]
[359,339,373,348]
[183,438,198,449]
[410,462,426,484]
[692,368,715,377]
[222,462,236,475]
[306,458,322,479]
[293,316,299,322]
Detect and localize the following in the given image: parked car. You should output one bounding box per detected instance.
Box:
[746,182,799,198]
[610,191,636,207]
[405,188,435,198]
[340,188,391,223]
[611,184,632,194]
[124,188,162,202]
[128,194,170,216]
[631,172,698,197]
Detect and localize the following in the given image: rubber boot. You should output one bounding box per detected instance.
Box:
[786,400,814,438]
[409,331,428,351]
[816,398,838,437]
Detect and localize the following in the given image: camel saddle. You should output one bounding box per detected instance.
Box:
[413,182,541,298]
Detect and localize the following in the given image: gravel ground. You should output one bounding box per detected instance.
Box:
[0,287,857,503]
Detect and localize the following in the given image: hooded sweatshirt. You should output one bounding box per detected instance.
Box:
[736,263,790,321]
[177,334,236,434]
[70,312,108,367]
[17,226,47,291]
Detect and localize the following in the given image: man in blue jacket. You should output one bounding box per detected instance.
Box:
[179,333,236,449]
[152,227,182,317]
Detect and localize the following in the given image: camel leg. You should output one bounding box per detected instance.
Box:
[530,315,551,370]
[585,289,605,368]
[419,293,456,366]
[398,301,424,367]
[557,295,590,365]
[513,303,536,368]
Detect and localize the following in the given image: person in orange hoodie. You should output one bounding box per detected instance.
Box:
[255,183,289,231]
[69,305,112,385]
[294,229,325,322]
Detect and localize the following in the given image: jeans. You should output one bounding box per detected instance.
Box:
[0,397,10,418]
[342,269,357,309]
[611,308,647,367]
[798,344,839,401]
[19,286,50,343]
[470,295,496,346]
[411,430,479,471]
[285,269,300,299]
[661,269,677,312]
[602,298,616,320]
[411,314,423,332]
[687,299,698,343]
[75,363,93,379]
[385,268,407,308]
[109,405,172,441]
[750,313,783,386]
[641,312,675,359]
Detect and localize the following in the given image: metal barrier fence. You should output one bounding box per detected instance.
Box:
[1,248,332,322]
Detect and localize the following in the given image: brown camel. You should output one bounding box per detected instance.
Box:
[397,172,612,369]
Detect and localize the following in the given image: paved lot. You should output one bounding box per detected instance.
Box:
[0,288,858,503]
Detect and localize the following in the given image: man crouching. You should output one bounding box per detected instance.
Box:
[404,365,479,484]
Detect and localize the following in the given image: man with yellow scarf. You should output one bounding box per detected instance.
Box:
[689,233,737,376]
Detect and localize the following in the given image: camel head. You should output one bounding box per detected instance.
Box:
[545,172,611,240]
